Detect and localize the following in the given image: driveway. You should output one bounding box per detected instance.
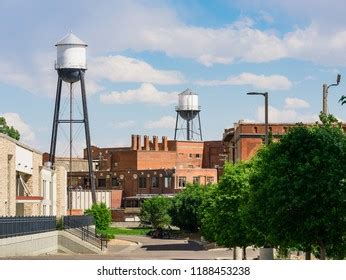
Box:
[4,235,259,260]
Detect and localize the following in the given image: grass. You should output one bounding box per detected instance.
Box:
[98,227,151,237]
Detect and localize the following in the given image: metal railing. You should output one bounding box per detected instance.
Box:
[0,216,56,239]
[63,215,94,228]
[63,216,107,251]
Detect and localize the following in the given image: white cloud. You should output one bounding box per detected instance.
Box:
[196,72,292,90]
[85,2,346,67]
[257,10,274,24]
[304,75,315,80]
[145,116,176,129]
[89,55,184,85]
[1,112,35,142]
[256,105,318,123]
[100,83,178,106]
[284,97,310,109]
[111,120,136,129]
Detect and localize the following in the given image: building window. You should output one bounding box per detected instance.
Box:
[93,160,99,171]
[43,205,46,216]
[152,177,159,188]
[189,153,193,158]
[43,180,47,199]
[269,127,273,132]
[254,126,258,133]
[164,177,172,188]
[111,177,120,187]
[196,154,201,158]
[49,182,53,201]
[206,177,214,185]
[98,178,106,188]
[283,126,288,133]
[139,177,146,189]
[178,176,186,188]
[49,205,53,216]
[193,176,200,185]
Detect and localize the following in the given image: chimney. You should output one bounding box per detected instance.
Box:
[131,134,137,150]
[162,136,168,151]
[144,135,150,151]
[137,135,141,150]
[153,136,159,151]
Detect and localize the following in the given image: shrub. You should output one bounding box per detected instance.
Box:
[139,196,172,229]
[85,203,112,230]
[170,184,206,232]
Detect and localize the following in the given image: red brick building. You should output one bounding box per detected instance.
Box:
[223,121,346,162]
[44,135,225,210]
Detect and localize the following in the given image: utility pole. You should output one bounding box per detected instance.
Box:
[323,74,341,114]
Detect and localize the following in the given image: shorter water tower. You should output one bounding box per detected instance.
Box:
[174,89,203,141]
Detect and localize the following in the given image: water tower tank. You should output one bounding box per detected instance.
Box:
[55,32,87,83]
[176,89,200,121]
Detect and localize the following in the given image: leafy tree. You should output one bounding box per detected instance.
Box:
[139,195,172,229]
[85,203,112,230]
[170,184,206,232]
[199,184,219,242]
[246,114,346,259]
[0,117,20,140]
[200,162,254,259]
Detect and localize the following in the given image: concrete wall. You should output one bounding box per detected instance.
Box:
[0,231,100,257]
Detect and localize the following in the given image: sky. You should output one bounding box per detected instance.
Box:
[1,0,346,157]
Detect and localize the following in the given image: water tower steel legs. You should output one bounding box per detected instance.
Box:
[174,113,179,140]
[48,72,96,204]
[49,77,62,165]
[80,70,96,204]
[187,119,190,140]
[174,110,202,141]
[197,111,203,141]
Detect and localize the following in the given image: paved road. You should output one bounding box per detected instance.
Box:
[4,235,259,260]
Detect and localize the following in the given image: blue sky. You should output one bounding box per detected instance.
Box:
[1,0,346,157]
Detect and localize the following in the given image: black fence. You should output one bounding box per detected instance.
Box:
[63,215,94,228]
[63,215,107,250]
[0,216,56,239]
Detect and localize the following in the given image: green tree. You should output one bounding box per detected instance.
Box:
[0,117,20,140]
[170,184,206,232]
[200,162,254,259]
[85,203,112,230]
[246,114,346,259]
[139,196,172,229]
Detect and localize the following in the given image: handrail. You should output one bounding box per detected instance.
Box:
[63,219,107,250]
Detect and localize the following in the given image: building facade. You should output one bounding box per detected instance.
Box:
[45,135,224,209]
[0,133,67,217]
[223,121,346,162]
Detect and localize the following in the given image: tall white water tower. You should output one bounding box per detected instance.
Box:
[48,32,96,203]
[174,89,202,141]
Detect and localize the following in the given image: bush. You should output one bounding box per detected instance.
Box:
[139,196,172,229]
[85,203,112,230]
[170,184,206,232]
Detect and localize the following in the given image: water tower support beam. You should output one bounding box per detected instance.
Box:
[49,77,63,165]
[198,112,203,141]
[79,70,96,204]
[187,119,190,140]
[174,113,179,140]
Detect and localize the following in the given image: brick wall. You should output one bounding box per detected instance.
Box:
[0,135,16,216]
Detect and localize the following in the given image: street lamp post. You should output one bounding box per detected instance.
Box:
[247,92,269,146]
[246,91,272,260]
[323,74,341,114]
